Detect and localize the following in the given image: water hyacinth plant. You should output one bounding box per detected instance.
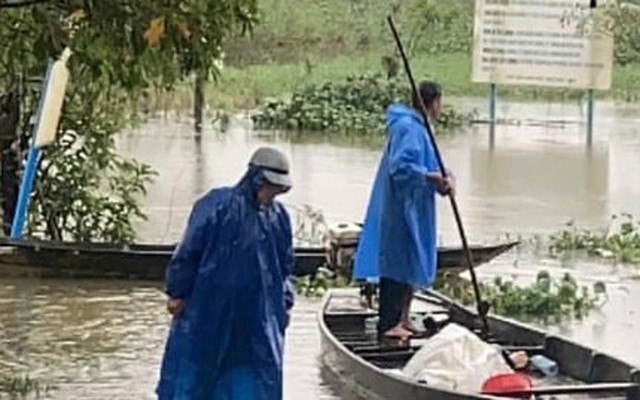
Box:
[434,270,606,322]
[252,74,476,135]
[548,214,640,264]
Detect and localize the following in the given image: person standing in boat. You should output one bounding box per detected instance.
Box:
[156,147,295,400]
[353,81,454,340]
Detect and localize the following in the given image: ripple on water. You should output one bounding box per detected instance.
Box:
[0,279,349,400]
[3,258,640,399]
[6,102,640,398]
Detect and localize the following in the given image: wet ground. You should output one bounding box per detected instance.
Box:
[2,98,640,398]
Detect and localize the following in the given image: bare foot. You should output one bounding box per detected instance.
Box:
[402,321,422,334]
[383,325,413,340]
[401,316,425,333]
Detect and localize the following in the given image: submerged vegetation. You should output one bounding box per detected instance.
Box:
[3,1,639,242]
[202,0,640,110]
[291,204,606,321]
[294,267,341,298]
[548,214,640,264]
[252,74,476,134]
[294,266,606,322]
[434,271,606,322]
[0,374,54,399]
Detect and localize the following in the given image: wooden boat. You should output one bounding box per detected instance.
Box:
[0,238,517,280]
[319,288,640,400]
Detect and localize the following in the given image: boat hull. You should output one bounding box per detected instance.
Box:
[318,288,640,400]
[319,317,482,400]
[0,238,517,280]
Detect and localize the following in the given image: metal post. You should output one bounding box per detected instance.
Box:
[489,83,497,147]
[586,89,594,146]
[10,60,53,238]
[10,147,41,237]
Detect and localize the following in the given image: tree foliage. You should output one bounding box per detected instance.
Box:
[607,3,640,66]
[402,0,640,66]
[0,0,258,243]
[401,0,472,56]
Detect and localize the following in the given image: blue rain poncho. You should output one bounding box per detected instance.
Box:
[353,103,442,289]
[156,166,295,400]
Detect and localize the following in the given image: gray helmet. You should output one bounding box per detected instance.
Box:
[248,146,292,188]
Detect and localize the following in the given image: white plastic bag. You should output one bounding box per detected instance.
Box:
[402,323,513,393]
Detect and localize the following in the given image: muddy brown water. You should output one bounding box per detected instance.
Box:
[2,98,640,399]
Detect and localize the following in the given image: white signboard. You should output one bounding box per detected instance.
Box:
[472,0,615,90]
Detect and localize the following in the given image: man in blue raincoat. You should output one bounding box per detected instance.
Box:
[156,146,295,400]
[353,81,455,340]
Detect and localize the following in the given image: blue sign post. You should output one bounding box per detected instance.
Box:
[10,49,71,238]
[10,145,43,237]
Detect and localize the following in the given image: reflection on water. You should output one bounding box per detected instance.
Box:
[3,98,640,398]
[467,136,609,236]
[122,99,640,244]
[4,259,640,399]
[0,280,166,399]
[0,279,348,399]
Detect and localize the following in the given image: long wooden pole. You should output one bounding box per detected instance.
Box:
[386,15,490,336]
[194,71,204,135]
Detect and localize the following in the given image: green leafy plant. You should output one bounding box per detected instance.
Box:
[404,0,640,67]
[0,0,258,242]
[293,267,347,298]
[294,268,358,298]
[434,270,606,322]
[402,0,473,56]
[252,74,476,135]
[0,373,55,399]
[605,3,640,66]
[548,221,606,255]
[548,214,640,264]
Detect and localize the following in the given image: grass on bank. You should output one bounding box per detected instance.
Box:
[151,0,640,114]
[194,51,640,111]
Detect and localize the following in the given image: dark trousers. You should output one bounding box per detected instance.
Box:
[377,277,413,334]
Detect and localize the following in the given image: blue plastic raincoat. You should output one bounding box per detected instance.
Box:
[156,166,295,400]
[353,103,441,289]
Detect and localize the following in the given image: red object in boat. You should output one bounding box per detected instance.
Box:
[481,373,533,398]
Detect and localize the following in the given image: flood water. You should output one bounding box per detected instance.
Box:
[3,98,640,399]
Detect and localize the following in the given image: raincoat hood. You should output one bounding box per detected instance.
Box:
[236,166,266,198]
[386,103,424,127]
[235,166,290,206]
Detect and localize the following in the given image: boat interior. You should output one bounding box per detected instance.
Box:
[322,287,640,399]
